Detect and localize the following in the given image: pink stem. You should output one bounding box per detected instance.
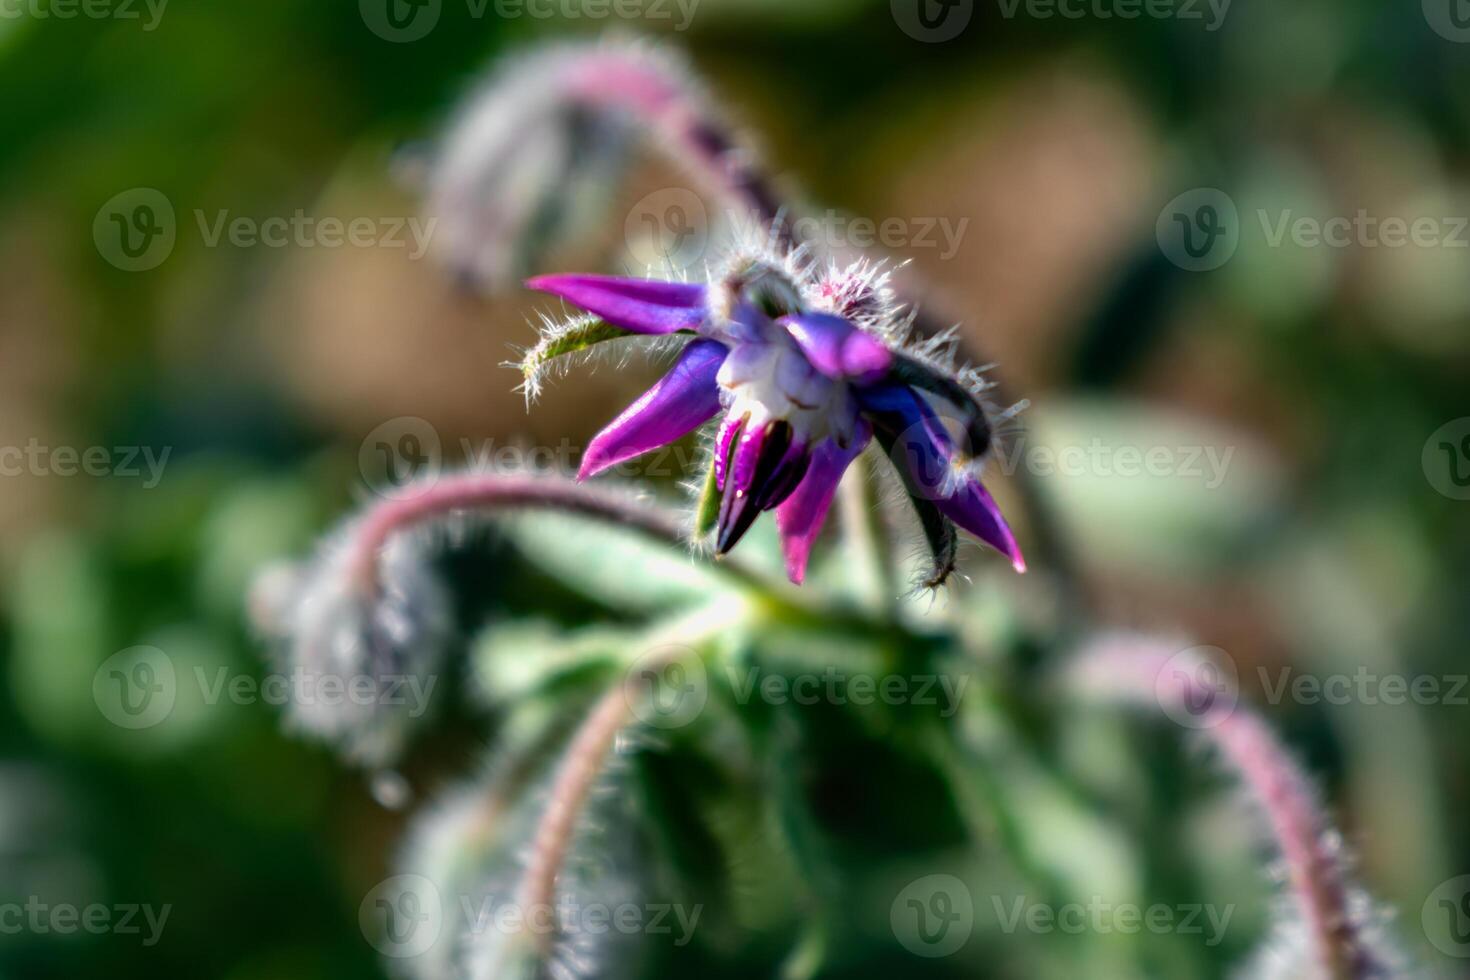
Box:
[347,471,685,592]
[512,683,632,952]
[1074,637,1384,980]
[561,49,791,249]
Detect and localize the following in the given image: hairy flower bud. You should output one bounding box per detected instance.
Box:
[250,522,451,766]
[425,38,711,290]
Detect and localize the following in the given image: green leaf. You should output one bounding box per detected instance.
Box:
[472,619,629,706]
[504,512,730,612]
[1024,399,1285,574]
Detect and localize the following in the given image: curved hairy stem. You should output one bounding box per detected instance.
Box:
[1070,636,1396,980]
[507,598,747,954]
[348,471,689,591]
[560,44,792,249]
[513,682,632,953]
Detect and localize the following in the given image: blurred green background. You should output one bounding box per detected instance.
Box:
[1,0,1467,977]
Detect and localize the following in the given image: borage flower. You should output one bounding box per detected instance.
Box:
[525,252,1026,586]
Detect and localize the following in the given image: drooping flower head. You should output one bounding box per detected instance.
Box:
[525,244,1026,586]
[249,519,451,766]
[423,36,742,291]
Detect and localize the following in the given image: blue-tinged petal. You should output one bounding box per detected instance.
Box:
[857,382,1024,572]
[526,274,707,334]
[775,422,872,584]
[855,383,957,496]
[781,313,892,383]
[936,479,1026,573]
[578,339,727,480]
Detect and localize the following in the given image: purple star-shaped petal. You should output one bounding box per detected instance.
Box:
[578,339,728,480]
[774,421,872,583]
[781,313,892,384]
[527,274,707,334]
[857,383,1025,572]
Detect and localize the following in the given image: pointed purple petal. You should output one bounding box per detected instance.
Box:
[730,421,765,494]
[936,479,1026,573]
[856,383,956,497]
[774,422,872,584]
[857,382,1025,572]
[578,339,727,480]
[781,313,892,383]
[526,274,708,334]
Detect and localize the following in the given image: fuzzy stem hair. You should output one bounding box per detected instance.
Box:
[1071,636,1395,980]
[347,471,688,593]
[558,41,792,250]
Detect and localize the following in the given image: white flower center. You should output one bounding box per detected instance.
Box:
[716,336,858,448]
